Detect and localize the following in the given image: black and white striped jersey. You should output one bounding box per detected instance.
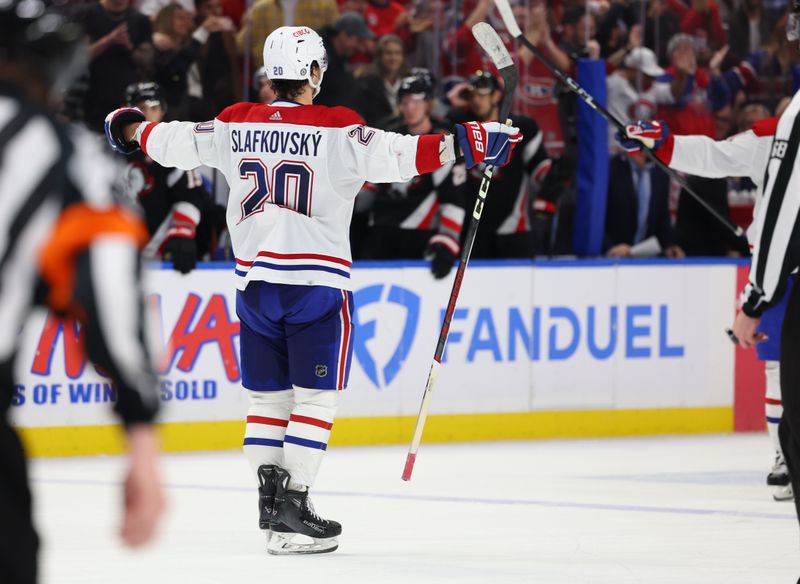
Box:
[0,85,159,425]
[741,93,800,317]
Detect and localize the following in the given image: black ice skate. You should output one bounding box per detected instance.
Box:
[257,465,278,530]
[267,467,341,555]
[257,464,294,544]
[767,453,793,502]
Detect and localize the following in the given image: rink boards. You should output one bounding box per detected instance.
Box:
[10,259,761,456]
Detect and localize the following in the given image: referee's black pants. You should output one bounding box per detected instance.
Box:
[0,412,38,584]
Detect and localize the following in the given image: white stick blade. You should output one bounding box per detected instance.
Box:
[492,0,522,38]
[471,22,513,70]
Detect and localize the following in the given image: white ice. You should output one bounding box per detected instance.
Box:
[30,434,800,584]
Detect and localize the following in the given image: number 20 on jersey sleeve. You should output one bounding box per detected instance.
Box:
[238,158,315,223]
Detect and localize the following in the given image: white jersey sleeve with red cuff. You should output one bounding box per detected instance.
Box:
[135,118,227,171]
[664,118,777,248]
[664,118,776,185]
[331,124,445,187]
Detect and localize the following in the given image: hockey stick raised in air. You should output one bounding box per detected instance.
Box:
[401,22,518,482]
[493,0,745,239]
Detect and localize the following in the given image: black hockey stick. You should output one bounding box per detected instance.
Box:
[402,22,518,481]
[493,0,745,239]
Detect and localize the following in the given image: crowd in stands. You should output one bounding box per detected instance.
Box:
[54,0,800,272]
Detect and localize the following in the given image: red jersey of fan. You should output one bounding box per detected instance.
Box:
[364,0,405,37]
[513,44,564,156]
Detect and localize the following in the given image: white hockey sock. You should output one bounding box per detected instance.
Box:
[765,360,784,457]
[243,389,294,477]
[282,387,338,488]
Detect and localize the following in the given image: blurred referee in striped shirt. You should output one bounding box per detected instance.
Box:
[0,2,164,582]
[732,1,800,532]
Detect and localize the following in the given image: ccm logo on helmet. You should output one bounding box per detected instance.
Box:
[293,28,312,37]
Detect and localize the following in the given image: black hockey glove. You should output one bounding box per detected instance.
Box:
[104,107,146,155]
[163,236,197,274]
[425,240,458,279]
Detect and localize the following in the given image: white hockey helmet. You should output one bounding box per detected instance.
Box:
[263,26,328,97]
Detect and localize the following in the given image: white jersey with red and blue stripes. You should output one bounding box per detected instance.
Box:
[136,99,442,291]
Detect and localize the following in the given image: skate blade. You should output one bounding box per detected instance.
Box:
[267,532,339,555]
[772,485,794,502]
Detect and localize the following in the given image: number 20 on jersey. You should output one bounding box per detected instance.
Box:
[238,158,315,222]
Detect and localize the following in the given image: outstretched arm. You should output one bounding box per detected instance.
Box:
[668,132,771,181]
[337,120,522,187]
[105,107,225,171]
[617,119,775,183]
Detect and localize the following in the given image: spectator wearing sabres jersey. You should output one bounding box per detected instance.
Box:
[105,25,521,555]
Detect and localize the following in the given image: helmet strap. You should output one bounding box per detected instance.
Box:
[309,63,324,99]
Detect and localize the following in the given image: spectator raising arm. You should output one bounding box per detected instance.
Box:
[606,23,642,69]
[520,2,570,73]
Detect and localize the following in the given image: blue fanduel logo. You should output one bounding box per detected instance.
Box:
[352,282,687,388]
[353,284,420,389]
[440,304,685,363]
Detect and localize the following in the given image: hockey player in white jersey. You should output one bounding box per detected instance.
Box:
[105,25,521,554]
[616,115,795,501]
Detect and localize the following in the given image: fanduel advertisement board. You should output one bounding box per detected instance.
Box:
[9,261,737,429]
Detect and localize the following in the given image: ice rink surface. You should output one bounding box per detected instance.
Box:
[30,434,800,584]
